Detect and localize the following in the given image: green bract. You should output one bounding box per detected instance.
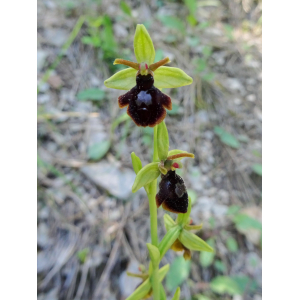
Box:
[163,198,214,257]
[172,287,181,300]
[131,152,142,174]
[104,24,193,91]
[157,121,169,161]
[125,265,170,300]
[131,162,160,193]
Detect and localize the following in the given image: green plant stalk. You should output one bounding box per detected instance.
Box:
[147,125,160,300]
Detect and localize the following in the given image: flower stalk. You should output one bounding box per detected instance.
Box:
[105,24,214,300]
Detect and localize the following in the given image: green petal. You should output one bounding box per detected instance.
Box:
[167,149,187,161]
[104,68,136,90]
[179,230,214,252]
[154,67,193,89]
[134,24,155,64]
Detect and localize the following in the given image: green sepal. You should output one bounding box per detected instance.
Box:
[179,230,214,253]
[167,149,188,160]
[171,287,181,300]
[125,277,151,300]
[160,283,167,300]
[177,196,192,225]
[157,121,169,161]
[158,225,181,259]
[134,24,155,64]
[164,214,176,231]
[146,244,160,269]
[104,68,136,90]
[132,162,160,193]
[154,67,193,89]
[131,152,142,174]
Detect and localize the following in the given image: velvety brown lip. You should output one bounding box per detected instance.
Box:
[118,73,172,127]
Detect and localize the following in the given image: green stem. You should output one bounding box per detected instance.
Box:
[148,125,160,300]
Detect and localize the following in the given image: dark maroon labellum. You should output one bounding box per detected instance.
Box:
[156,170,188,214]
[118,74,172,127]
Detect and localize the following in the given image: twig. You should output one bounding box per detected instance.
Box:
[92,203,131,299]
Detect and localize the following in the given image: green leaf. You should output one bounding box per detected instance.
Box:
[184,0,197,15]
[126,278,152,300]
[210,276,241,295]
[226,237,238,253]
[111,112,130,131]
[159,16,186,34]
[147,244,160,268]
[120,0,131,16]
[233,214,262,231]
[252,163,262,176]
[187,14,197,26]
[163,214,176,231]
[167,149,188,159]
[77,88,105,101]
[154,67,193,89]
[88,141,110,161]
[77,248,89,264]
[171,287,181,300]
[179,230,214,252]
[158,225,181,259]
[104,68,137,90]
[134,24,155,64]
[214,126,240,149]
[214,260,227,273]
[167,103,181,115]
[227,205,240,216]
[131,152,143,175]
[232,275,258,294]
[157,121,169,161]
[166,256,191,291]
[199,238,215,267]
[132,162,160,193]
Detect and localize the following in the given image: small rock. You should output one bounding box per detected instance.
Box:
[246,94,256,102]
[44,28,69,47]
[113,23,128,38]
[37,93,51,104]
[80,161,136,200]
[37,223,52,248]
[48,74,63,89]
[37,50,48,72]
[225,78,246,95]
[87,117,108,147]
